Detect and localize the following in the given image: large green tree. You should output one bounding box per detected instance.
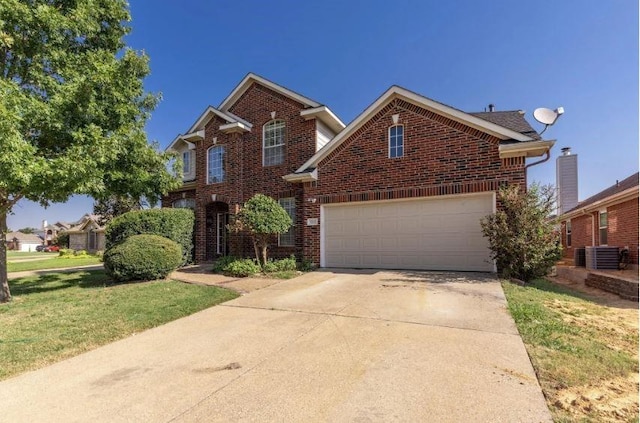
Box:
[0,0,180,302]
[93,194,144,226]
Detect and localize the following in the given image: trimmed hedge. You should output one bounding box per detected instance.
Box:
[105,208,194,265]
[103,234,182,282]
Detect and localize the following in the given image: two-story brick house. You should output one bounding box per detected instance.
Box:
[162,73,554,271]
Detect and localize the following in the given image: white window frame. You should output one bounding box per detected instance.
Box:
[565,219,571,247]
[207,145,225,184]
[598,209,608,245]
[263,120,285,166]
[388,124,404,158]
[182,150,192,174]
[278,197,295,247]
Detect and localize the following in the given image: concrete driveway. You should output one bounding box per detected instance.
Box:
[0,270,552,422]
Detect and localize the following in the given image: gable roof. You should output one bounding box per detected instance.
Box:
[562,172,639,217]
[7,232,42,243]
[66,214,105,233]
[293,85,548,175]
[166,106,254,152]
[218,73,345,134]
[219,73,321,111]
[470,111,541,140]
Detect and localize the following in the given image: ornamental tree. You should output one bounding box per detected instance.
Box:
[93,194,145,226]
[480,183,562,283]
[0,0,181,302]
[229,194,292,268]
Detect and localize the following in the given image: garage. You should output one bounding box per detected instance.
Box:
[321,192,495,272]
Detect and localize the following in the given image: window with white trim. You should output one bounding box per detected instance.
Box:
[566,220,571,247]
[278,197,295,247]
[263,120,285,166]
[207,145,225,184]
[182,150,192,175]
[599,210,608,245]
[389,125,404,158]
[172,198,195,209]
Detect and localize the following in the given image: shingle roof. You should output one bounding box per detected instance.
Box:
[566,172,639,213]
[470,111,541,140]
[6,232,43,243]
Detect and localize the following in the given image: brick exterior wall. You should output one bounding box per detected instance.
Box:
[607,198,639,264]
[163,81,530,265]
[164,83,316,261]
[300,98,526,264]
[561,197,638,265]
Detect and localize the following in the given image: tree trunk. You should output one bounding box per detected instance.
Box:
[0,211,11,303]
[261,245,268,269]
[253,239,262,268]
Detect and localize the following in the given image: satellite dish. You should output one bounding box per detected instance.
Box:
[533,107,564,134]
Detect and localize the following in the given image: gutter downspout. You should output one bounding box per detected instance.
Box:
[523,150,551,186]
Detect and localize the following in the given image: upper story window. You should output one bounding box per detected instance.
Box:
[182,150,194,181]
[263,120,285,166]
[599,210,608,245]
[207,145,225,184]
[389,125,404,158]
[182,151,192,174]
[278,197,295,247]
[172,198,195,209]
[566,220,572,247]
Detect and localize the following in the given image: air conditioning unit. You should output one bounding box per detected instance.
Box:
[585,246,619,270]
[573,247,586,267]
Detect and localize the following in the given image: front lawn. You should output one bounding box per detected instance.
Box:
[503,279,638,422]
[7,256,102,273]
[0,270,239,380]
[7,251,49,259]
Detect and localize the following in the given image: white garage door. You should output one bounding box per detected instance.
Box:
[322,193,495,272]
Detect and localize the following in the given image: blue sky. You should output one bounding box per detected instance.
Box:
[8,0,638,230]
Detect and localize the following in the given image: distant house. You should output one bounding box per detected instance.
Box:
[558,172,639,267]
[43,221,72,246]
[6,232,43,252]
[65,214,105,253]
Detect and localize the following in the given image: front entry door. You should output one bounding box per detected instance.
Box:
[205,202,229,261]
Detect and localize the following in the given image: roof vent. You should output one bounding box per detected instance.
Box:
[488,104,495,112]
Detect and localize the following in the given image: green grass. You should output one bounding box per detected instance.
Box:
[503,279,638,422]
[0,270,239,380]
[7,251,49,259]
[7,256,102,272]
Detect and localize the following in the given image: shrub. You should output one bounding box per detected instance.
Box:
[223,259,261,277]
[480,183,562,283]
[103,234,182,282]
[74,250,90,258]
[213,257,260,277]
[297,257,316,272]
[105,208,194,265]
[263,255,297,273]
[58,249,75,258]
[212,256,237,273]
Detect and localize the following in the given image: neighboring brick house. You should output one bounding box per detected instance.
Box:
[559,172,639,266]
[65,214,106,253]
[162,73,554,271]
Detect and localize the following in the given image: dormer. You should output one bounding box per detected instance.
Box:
[167,131,202,182]
[219,73,345,151]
